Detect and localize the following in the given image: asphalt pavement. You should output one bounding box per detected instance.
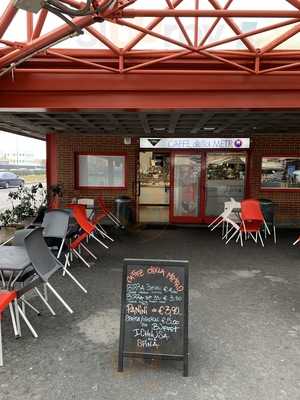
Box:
[0,227,299,400]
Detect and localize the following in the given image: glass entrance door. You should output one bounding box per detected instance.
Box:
[170,153,202,223]
[138,152,170,223]
[205,153,246,220]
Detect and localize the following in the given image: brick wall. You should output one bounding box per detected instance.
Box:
[56,134,139,218]
[55,133,300,226]
[248,135,300,226]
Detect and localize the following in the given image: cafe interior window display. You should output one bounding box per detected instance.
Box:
[261,157,300,189]
[77,153,126,188]
[205,153,246,216]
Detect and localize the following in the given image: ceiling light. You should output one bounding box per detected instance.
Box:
[152,127,166,131]
[203,127,215,131]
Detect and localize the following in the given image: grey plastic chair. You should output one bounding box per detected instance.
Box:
[42,209,71,258]
[24,228,87,314]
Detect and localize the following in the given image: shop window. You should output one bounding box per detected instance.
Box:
[206,153,246,216]
[76,153,126,188]
[261,156,300,190]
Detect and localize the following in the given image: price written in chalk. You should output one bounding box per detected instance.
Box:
[118,259,189,377]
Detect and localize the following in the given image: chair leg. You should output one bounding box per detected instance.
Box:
[222,226,234,240]
[43,284,48,302]
[73,249,91,268]
[80,243,97,260]
[91,234,109,249]
[35,288,56,316]
[273,226,277,244]
[62,253,70,277]
[240,232,243,247]
[108,212,121,226]
[225,229,239,244]
[14,300,21,337]
[264,220,271,235]
[63,268,87,294]
[21,299,41,316]
[0,318,3,366]
[208,216,221,228]
[8,303,19,338]
[258,231,264,247]
[46,283,74,314]
[96,226,114,242]
[211,218,224,232]
[57,238,65,259]
[17,304,38,338]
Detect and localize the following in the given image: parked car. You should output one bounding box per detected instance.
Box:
[0,172,24,189]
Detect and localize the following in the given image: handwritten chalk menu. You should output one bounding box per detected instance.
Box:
[118,258,189,376]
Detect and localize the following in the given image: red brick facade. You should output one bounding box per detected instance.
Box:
[55,134,139,218]
[249,136,300,226]
[54,133,300,226]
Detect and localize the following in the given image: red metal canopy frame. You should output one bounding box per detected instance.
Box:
[2,1,300,77]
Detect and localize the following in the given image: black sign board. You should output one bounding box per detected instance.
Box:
[118,258,189,376]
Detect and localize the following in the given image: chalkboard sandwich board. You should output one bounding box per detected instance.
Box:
[118,258,189,377]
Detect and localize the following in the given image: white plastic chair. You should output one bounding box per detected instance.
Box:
[77,198,94,219]
[223,216,243,247]
[209,198,241,238]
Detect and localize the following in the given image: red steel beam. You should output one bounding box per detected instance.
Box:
[86,26,121,55]
[207,0,255,52]
[32,9,48,40]
[46,48,119,72]
[194,0,199,47]
[260,60,300,74]
[198,18,300,52]
[0,15,94,68]
[260,23,300,55]
[2,88,300,109]
[120,9,300,18]
[122,0,185,53]
[286,0,300,9]
[199,0,233,46]
[165,0,193,47]
[27,12,33,42]
[0,1,18,39]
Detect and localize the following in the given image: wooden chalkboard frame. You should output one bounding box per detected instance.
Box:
[118,258,189,377]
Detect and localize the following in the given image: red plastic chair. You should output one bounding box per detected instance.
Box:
[98,195,121,227]
[66,231,97,270]
[0,291,17,366]
[49,194,60,209]
[92,206,114,243]
[240,199,265,246]
[67,204,108,250]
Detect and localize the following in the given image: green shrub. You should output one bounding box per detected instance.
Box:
[0,183,46,226]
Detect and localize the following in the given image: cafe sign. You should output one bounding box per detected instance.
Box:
[140,138,250,149]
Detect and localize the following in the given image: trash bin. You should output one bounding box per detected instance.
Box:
[115,196,132,227]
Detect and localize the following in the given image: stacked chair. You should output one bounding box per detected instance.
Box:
[208,197,241,240]
[0,195,123,365]
[209,198,274,247]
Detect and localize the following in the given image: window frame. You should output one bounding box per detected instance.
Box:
[260,154,300,192]
[75,152,127,190]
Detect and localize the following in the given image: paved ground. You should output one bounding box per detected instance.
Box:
[0,227,299,400]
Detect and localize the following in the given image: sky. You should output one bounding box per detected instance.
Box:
[0,131,46,159]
